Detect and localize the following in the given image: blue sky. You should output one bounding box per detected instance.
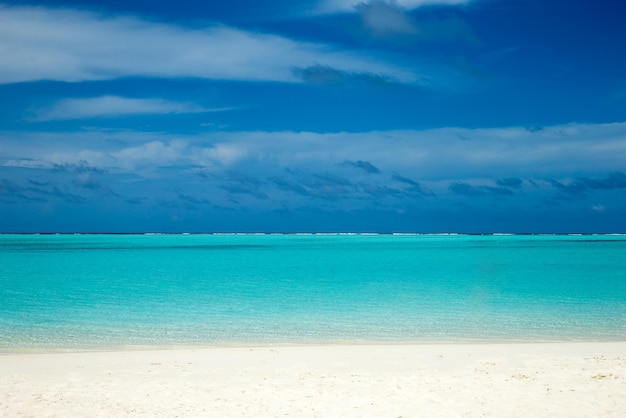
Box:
[1,0,626,232]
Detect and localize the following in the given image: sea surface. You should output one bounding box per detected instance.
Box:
[1,233,625,351]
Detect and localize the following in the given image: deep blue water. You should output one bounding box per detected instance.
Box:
[1,234,625,350]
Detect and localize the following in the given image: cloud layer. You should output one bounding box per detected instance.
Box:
[0,4,416,84]
[3,121,626,231]
[3,122,626,182]
[29,96,225,120]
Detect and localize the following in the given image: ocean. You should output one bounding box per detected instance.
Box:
[1,233,625,351]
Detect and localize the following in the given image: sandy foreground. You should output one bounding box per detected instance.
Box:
[1,342,625,417]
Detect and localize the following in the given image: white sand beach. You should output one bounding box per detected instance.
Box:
[1,342,625,417]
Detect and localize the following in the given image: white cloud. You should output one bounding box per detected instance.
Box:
[2,122,626,182]
[316,0,472,14]
[112,140,190,170]
[0,5,417,84]
[30,96,225,121]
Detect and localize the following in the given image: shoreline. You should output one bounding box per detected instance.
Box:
[3,337,626,355]
[2,341,625,417]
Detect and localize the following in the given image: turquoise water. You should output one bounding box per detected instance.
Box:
[1,234,625,350]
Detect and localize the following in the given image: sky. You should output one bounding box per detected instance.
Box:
[1,0,626,233]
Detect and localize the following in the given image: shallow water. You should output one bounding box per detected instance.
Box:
[1,233,625,350]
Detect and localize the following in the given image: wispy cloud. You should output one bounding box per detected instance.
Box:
[220,171,268,200]
[292,65,394,85]
[344,160,381,174]
[29,96,224,121]
[0,5,417,84]
[496,178,523,189]
[356,1,419,36]
[449,182,514,197]
[316,0,472,14]
[549,173,626,197]
[391,174,434,196]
